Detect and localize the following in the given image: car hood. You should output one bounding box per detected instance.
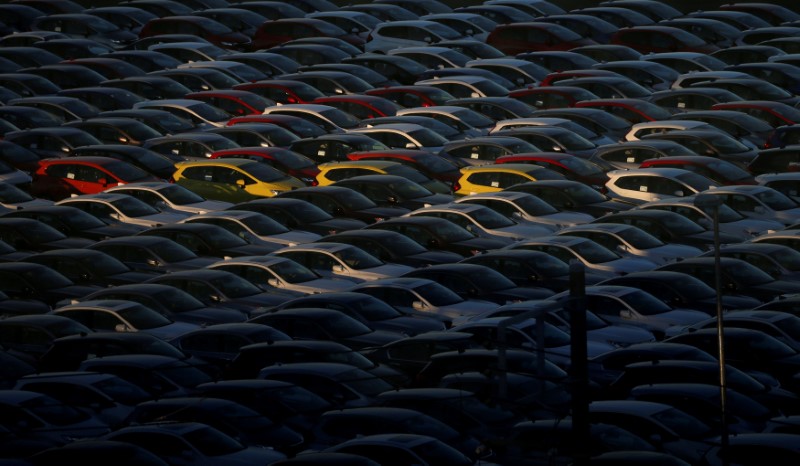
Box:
[287,277,353,294]
[588,324,656,348]
[591,256,658,275]
[356,206,410,220]
[403,249,464,266]
[371,314,446,336]
[223,243,280,257]
[2,197,53,210]
[127,211,188,227]
[309,218,368,235]
[649,308,710,329]
[354,263,416,281]
[172,307,248,325]
[401,193,455,209]
[723,218,783,239]
[140,321,200,341]
[0,170,32,187]
[637,244,703,265]
[257,229,321,246]
[533,211,596,227]
[45,237,96,249]
[489,223,555,241]
[179,199,235,214]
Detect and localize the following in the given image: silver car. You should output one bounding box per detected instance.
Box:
[56,193,188,228]
[270,242,415,283]
[557,223,703,265]
[695,185,800,226]
[208,255,353,295]
[105,181,233,214]
[180,210,321,247]
[406,202,554,244]
[508,235,659,278]
[455,191,594,228]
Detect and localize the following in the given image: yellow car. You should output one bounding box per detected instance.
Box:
[172,158,305,203]
[454,163,564,196]
[315,160,452,194]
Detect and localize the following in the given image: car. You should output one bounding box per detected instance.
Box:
[29,156,160,201]
[348,123,450,153]
[133,99,231,129]
[332,174,454,210]
[139,15,252,51]
[589,140,697,172]
[364,84,454,108]
[712,100,800,128]
[357,206,505,255]
[208,255,351,295]
[639,155,756,186]
[364,20,462,53]
[138,222,280,257]
[102,422,287,466]
[396,105,495,138]
[604,167,719,205]
[764,126,800,150]
[209,146,318,184]
[666,109,772,148]
[272,291,447,336]
[4,126,101,159]
[699,242,800,282]
[657,257,800,303]
[490,120,610,153]
[528,107,633,143]
[413,74,510,99]
[233,79,324,106]
[690,185,800,226]
[69,145,176,180]
[226,114,327,139]
[669,309,800,354]
[143,132,241,161]
[755,172,800,203]
[87,235,217,273]
[270,242,414,284]
[406,202,554,243]
[22,248,157,287]
[171,158,305,203]
[229,197,367,235]
[402,263,554,304]
[0,105,64,131]
[640,51,728,73]
[557,223,703,266]
[1,204,144,241]
[573,98,673,124]
[168,322,291,366]
[592,208,745,248]
[52,299,198,341]
[315,160,452,195]
[55,193,187,228]
[99,49,182,72]
[312,94,401,119]
[345,149,462,185]
[701,432,800,466]
[609,24,718,54]
[622,120,721,142]
[697,78,800,106]
[0,217,94,252]
[96,108,196,136]
[0,314,91,363]
[103,182,231,215]
[277,185,409,224]
[180,210,320,247]
[494,152,608,188]
[83,283,248,325]
[324,433,474,466]
[252,17,360,50]
[486,21,595,55]
[439,136,540,167]
[505,180,634,218]
[56,86,146,112]
[146,268,296,315]
[185,90,274,117]
[658,17,741,49]
[454,190,595,228]
[640,130,758,166]
[21,62,109,89]
[453,163,565,196]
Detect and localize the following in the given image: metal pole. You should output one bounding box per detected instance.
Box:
[713,205,729,462]
[569,261,589,466]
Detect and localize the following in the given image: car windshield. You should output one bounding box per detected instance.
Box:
[431,220,476,242]
[118,303,173,329]
[21,395,90,425]
[416,153,460,174]
[615,227,664,249]
[464,267,517,291]
[264,384,332,413]
[210,274,263,298]
[651,405,714,439]
[106,160,152,182]
[416,281,463,306]
[202,226,249,248]
[333,246,384,269]
[674,171,718,191]
[408,128,450,147]
[726,262,775,286]
[707,133,751,154]
[110,197,161,217]
[452,109,494,128]
[351,296,403,321]
[283,118,326,138]
[511,194,559,215]
[659,213,706,235]
[554,130,597,151]
[322,313,372,338]
[769,248,800,272]
[156,185,205,205]
[240,162,290,183]
[153,289,205,312]
[518,319,571,347]
[339,368,394,396]
[188,102,231,123]
[753,189,798,211]
[239,214,290,235]
[270,259,319,283]
[388,178,435,199]
[81,254,129,275]
[0,183,34,203]
[563,183,609,203]
[570,239,621,263]
[270,148,315,169]
[333,189,374,210]
[150,112,195,133]
[319,107,361,129]
[615,80,652,99]
[705,160,753,182]
[620,289,673,315]
[560,156,605,177]
[150,240,197,263]
[24,222,67,243]
[290,201,332,222]
[468,206,517,228]
[43,318,90,337]
[91,376,150,405]
[714,203,746,222]
[183,424,246,456]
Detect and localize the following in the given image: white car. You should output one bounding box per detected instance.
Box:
[623,120,720,142]
[261,104,361,133]
[455,191,594,228]
[56,193,188,228]
[604,167,718,205]
[208,255,353,295]
[696,185,800,226]
[271,242,414,283]
[180,210,320,247]
[756,172,800,203]
[349,123,449,152]
[104,181,233,215]
[396,105,495,138]
[364,20,462,53]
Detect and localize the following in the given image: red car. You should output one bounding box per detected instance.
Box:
[495,152,609,188]
[233,79,324,105]
[639,155,757,186]
[364,85,454,108]
[209,147,320,185]
[486,22,596,55]
[312,95,401,120]
[346,149,462,184]
[30,156,160,201]
[610,25,719,54]
[226,115,327,139]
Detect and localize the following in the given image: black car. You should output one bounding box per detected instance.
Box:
[137,222,280,258]
[657,257,800,303]
[271,291,446,336]
[402,263,555,304]
[2,205,145,240]
[168,322,291,366]
[364,215,508,257]
[4,126,101,159]
[320,229,463,267]
[277,185,409,224]
[22,249,157,287]
[0,314,91,363]
[230,197,367,235]
[0,261,100,307]
[70,144,177,179]
[98,108,196,136]
[600,270,761,315]
[505,180,634,218]
[593,209,742,248]
[288,133,389,164]
[461,249,608,292]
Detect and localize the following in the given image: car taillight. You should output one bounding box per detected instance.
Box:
[311,179,318,186]
[452,181,461,192]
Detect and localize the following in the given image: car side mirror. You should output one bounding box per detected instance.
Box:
[387,196,398,204]
[616,244,628,253]
[146,258,160,267]
[424,36,432,43]
[114,323,132,332]
[209,294,222,303]
[108,213,122,222]
[97,178,108,186]
[405,143,417,149]
[427,238,439,248]
[754,206,766,215]
[268,278,281,287]
[412,300,427,311]
[620,309,633,319]
[332,264,345,273]
[236,179,246,188]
